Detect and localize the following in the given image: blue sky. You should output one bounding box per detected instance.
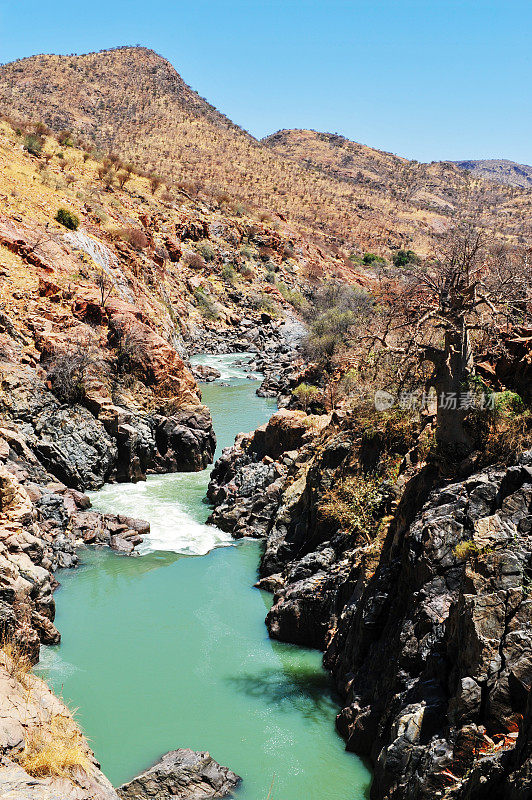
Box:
[1,0,530,164]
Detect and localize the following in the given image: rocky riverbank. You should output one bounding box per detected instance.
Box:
[207,405,532,800]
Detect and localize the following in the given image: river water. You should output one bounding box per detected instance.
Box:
[37,354,371,800]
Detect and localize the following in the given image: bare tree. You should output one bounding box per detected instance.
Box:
[94,271,115,307]
[46,335,107,403]
[360,227,531,453]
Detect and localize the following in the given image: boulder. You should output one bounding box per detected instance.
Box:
[118,749,241,800]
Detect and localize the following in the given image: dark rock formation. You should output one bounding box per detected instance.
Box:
[326,453,532,800]
[208,394,532,800]
[118,749,241,800]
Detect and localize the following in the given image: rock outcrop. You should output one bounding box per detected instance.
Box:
[118,749,241,800]
[208,399,532,800]
[0,652,119,800]
[326,452,532,800]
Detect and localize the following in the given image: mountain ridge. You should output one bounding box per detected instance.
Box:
[1,47,531,253]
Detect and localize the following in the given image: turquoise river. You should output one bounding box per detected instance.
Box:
[37,353,371,800]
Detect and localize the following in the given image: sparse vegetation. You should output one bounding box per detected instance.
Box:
[319,473,384,541]
[198,241,216,262]
[292,382,320,411]
[23,132,43,157]
[113,226,149,249]
[194,287,220,319]
[46,337,106,403]
[221,263,237,284]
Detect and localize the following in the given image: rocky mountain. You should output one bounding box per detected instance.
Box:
[1,48,531,254]
[454,159,532,189]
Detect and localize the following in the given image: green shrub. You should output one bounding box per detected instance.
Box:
[494,391,525,416]
[292,383,320,411]
[24,133,43,157]
[249,292,277,315]
[198,241,216,262]
[194,288,220,320]
[319,474,383,541]
[55,208,79,230]
[221,263,237,285]
[392,249,420,268]
[277,282,308,312]
[362,252,386,265]
[454,540,479,560]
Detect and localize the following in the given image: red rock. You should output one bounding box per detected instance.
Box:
[165,236,182,262]
[38,277,60,298]
[72,295,107,326]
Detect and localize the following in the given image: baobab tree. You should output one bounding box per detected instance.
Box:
[361,227,531,454]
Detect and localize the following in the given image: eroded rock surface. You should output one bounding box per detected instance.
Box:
[0,652,119,800]
[118,749,241,800]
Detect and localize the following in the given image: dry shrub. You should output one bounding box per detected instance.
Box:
[18,714,91,778]
[479,411,532,468]
[183,251,206,270]
[1,636,32,686]
[318,473,384,542]
[113,227,149,250]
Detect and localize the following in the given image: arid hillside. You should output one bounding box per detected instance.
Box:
[454,158,532,188]
[1,47,531,255]
[264,129,532,249]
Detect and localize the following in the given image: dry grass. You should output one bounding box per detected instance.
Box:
[1,636,32,687]
[18,713,91,778]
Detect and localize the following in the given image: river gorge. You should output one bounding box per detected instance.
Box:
[36,354,371,800]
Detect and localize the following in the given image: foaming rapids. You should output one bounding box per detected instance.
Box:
[192,352,262,381]
[87,352,268,557]
[88,473,233,556]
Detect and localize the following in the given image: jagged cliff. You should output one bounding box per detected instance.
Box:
[208,405,532,800]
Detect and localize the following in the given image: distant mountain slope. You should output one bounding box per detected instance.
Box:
[453,159,532,188]
[264,129,532,242]
[1,48,530,254]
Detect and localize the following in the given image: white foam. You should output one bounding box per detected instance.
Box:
[35,645,80,680]
[88,473,233,557]
[191,352,262,381]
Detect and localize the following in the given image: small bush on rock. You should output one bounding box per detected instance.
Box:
[24,133,44,157]
[292,383,321,411]
[55,207,79,230]
[319,473,383,542]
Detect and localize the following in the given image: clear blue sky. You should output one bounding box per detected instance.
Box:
[1,0,530,164]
